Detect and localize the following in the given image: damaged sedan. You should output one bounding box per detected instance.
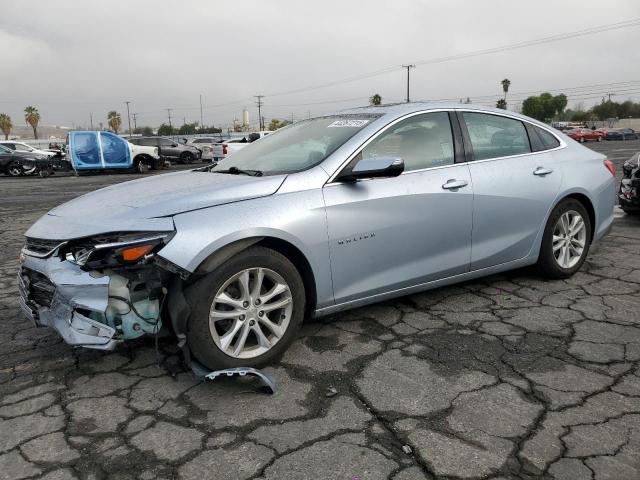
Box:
[20,103,615,370]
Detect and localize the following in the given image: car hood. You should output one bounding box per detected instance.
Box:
[51,170,287,219]
[27,170,287,239]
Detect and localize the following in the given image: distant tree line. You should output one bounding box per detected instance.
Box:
[557,100,640,122]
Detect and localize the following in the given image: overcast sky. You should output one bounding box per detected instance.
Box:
[1,0,639,130]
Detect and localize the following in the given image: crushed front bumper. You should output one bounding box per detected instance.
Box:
[18,254,119,350]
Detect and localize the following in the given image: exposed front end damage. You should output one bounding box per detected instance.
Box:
[18,233,184,350]
[619,152,640,213]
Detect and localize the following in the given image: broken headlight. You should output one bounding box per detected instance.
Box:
[65,231,175,270]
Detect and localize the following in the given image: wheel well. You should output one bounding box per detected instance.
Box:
[133,154,150,163]
[565,193,596,241]
[192,236,318,314]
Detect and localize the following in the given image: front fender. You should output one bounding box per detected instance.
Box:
[157,189,334,308]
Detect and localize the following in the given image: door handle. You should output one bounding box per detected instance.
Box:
[533,167,553,176]
[442,179,468,190]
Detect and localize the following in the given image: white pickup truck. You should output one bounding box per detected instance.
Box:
[128,142,163,172]
[212,131,271,161]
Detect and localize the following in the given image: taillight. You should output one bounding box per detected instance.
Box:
[604,159,615,176]
[222,144,228,155]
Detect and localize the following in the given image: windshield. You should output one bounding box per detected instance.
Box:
[211,115,380,175]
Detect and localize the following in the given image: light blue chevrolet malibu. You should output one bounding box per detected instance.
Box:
[20,103,615,369]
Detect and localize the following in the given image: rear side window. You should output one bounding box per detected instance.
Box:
[463,112,531,161]
[140,138,157,146]
[534,126,561,150]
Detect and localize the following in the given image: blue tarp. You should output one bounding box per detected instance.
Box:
[69,131,131,170]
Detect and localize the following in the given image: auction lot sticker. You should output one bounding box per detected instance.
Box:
[328,119,370,128]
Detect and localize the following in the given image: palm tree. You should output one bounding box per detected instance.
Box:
[24,106,40,139]
[0,113,12,140]
[107,111,122,134]
[501,79,511,102]
[496,99,507,110]
[369,94,382,106]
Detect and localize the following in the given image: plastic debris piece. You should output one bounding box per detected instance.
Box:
[203,367,276,394]
[402,445,413,455]
[326,387,338,397]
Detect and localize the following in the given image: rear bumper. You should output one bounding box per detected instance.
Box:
[18,254,119,350]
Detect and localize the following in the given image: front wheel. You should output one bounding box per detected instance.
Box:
[597,136,602,142]
[536,199,591,279]
[186,246,305,370]
[579,137,585,143]
[180,152,194,164]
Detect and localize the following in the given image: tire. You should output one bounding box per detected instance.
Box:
[597,136,602,142]
[186,246,305,370]
[579,137,585,143]
[6,163,23,176]
[180,152,194,164]
[133,157,149,174]
[536,198,591,279]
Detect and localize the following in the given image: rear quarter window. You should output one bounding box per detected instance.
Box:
[535,126,561,150]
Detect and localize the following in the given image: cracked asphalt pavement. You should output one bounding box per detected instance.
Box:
[1,141,640,480]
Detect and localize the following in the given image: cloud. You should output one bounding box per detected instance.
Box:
[1,0,639,128]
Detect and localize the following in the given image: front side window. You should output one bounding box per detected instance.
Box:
[159,138,174,146]
[361,112,454,172]
[463,112,531,161]
[15,144,30,151]
[211,115,380,175]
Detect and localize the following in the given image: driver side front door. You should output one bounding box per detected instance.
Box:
[323,111,473,307]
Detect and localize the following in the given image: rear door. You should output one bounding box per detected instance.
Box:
[68,131,132,170]
[459,111,562,270]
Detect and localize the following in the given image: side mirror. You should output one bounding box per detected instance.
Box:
[336,157,404,183]
[172,143,178,147]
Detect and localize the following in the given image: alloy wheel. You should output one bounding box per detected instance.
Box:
[208,267,293,359]
[552,210,587,269]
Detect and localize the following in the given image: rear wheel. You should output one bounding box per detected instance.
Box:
[180,152,194,164]
[186,246,305,370]
[6,163,23,176]
[597,136,602,142]
[536,199,591,279]
[579,137,585,143]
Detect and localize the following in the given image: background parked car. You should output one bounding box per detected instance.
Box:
[0,141,57,158]
[619,152,640,215]
[184,137,224,162]
[566,128,603,143]
[0,144,51,176]
[212,131,270,161]
[129,137,202,164]
[605,128,638,141]
[128,141,163,172]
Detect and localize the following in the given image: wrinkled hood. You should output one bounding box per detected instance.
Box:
[26,170,286,240]
[49,170,287,220]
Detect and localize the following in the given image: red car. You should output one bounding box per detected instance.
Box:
[566,129,603,143]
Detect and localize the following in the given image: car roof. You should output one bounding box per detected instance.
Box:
[336,101,552,126]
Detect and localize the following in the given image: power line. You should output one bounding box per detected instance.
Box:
[262,17,640,99]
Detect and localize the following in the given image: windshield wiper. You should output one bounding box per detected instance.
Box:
[214,166,263,177]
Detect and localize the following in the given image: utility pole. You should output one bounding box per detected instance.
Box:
[199,94,204,127]
[254,95,264,130]
[125,101,132,137]
[606,93,616,102]
[132,113,137,131]
[166,108,173,129]
[89,113,94,130]
[401,64,415,103]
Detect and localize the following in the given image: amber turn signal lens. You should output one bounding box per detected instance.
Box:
[121,244,154,262]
